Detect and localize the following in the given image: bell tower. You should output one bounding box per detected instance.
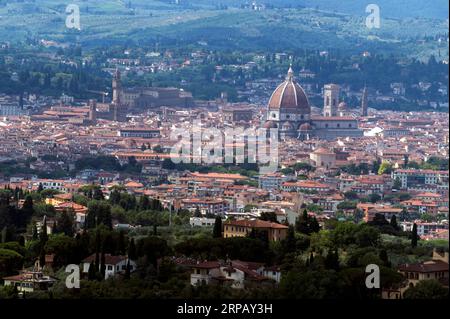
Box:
[112,68,122,106]
[323,84,339,117]
[361,86,368,117]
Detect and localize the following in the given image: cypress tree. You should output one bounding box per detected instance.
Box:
[40,217,48,243]
[390,215,399,231]
[94,229,100,273]
[411,223,418,248]
[128,238,137,260]
[212,216,222,238]
[325,248,339,270]
[57,210,74,237]
[139,196,150,211]
[32,225,38,240]
[39,248,46,270]
[100,246,106,280]
[88,261,96,280]
[284,225,296,253]
[379,249,390,267]
[124,260,131,280]
[1,226,7,243]
[296,209,311,234]
[310,217,320,233]
[118,230,126,255]
[309,252,314,265]
[194,207,201,217]
[22,195,35,218]
[13,187,19,201]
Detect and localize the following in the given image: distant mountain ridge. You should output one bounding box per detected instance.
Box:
[189,0,449,19]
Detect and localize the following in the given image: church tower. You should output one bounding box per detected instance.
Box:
[88,99,97,123]
[361,86,368,116]
[323,84,339,117]
[111,68,126,121]
[112,68,122,106]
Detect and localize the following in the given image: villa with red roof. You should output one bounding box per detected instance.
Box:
[223,219,288,241]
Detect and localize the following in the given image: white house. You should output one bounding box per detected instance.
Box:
[190,260,281,289]
[82,254,137,280]
[189,217,217,227]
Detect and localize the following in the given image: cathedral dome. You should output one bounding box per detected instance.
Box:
[281,121,293,130]
[298,122,312,131]
[268,67,310,115]
[263,120,278,129]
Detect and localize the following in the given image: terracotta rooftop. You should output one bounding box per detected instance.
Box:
[398,260,449,273]
[224,219,288,229]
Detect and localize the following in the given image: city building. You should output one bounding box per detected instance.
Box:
[223,219,288,241]
[392,169,449,193]
[190,259,280,289]
[382,250,449,299]
[82,254,137,280]
[2,271,57,293]
[222,106,253,123]
[118,128,161,138]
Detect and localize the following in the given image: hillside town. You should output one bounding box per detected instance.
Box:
[0,60,448,299]
[0,0,448,302]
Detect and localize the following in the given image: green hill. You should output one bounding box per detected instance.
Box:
[0,0,447,59]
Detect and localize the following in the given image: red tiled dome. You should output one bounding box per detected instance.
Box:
[263,121,278,129]
[282,121,293,130]
[298,123,313,131]
[268,67,310,115]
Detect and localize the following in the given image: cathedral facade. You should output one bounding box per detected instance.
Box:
[263,67,364,140]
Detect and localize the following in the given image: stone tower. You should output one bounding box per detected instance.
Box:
[361,86,368,117]
[111,68,126,122]
[323,84,340,117]
[88,99,97,122]
[112,68,122,106]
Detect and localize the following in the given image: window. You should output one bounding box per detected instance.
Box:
[300,115,304,120]
[337,124,340,128]
[272,113,276,118]
[325,124,329,128]
[286,115,290,119]
[107,265,113,270]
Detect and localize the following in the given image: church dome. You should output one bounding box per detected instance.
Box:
[268,67,310,115]
[263,120,278,129]
[298,122,312,131]
[281,121,293,130]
